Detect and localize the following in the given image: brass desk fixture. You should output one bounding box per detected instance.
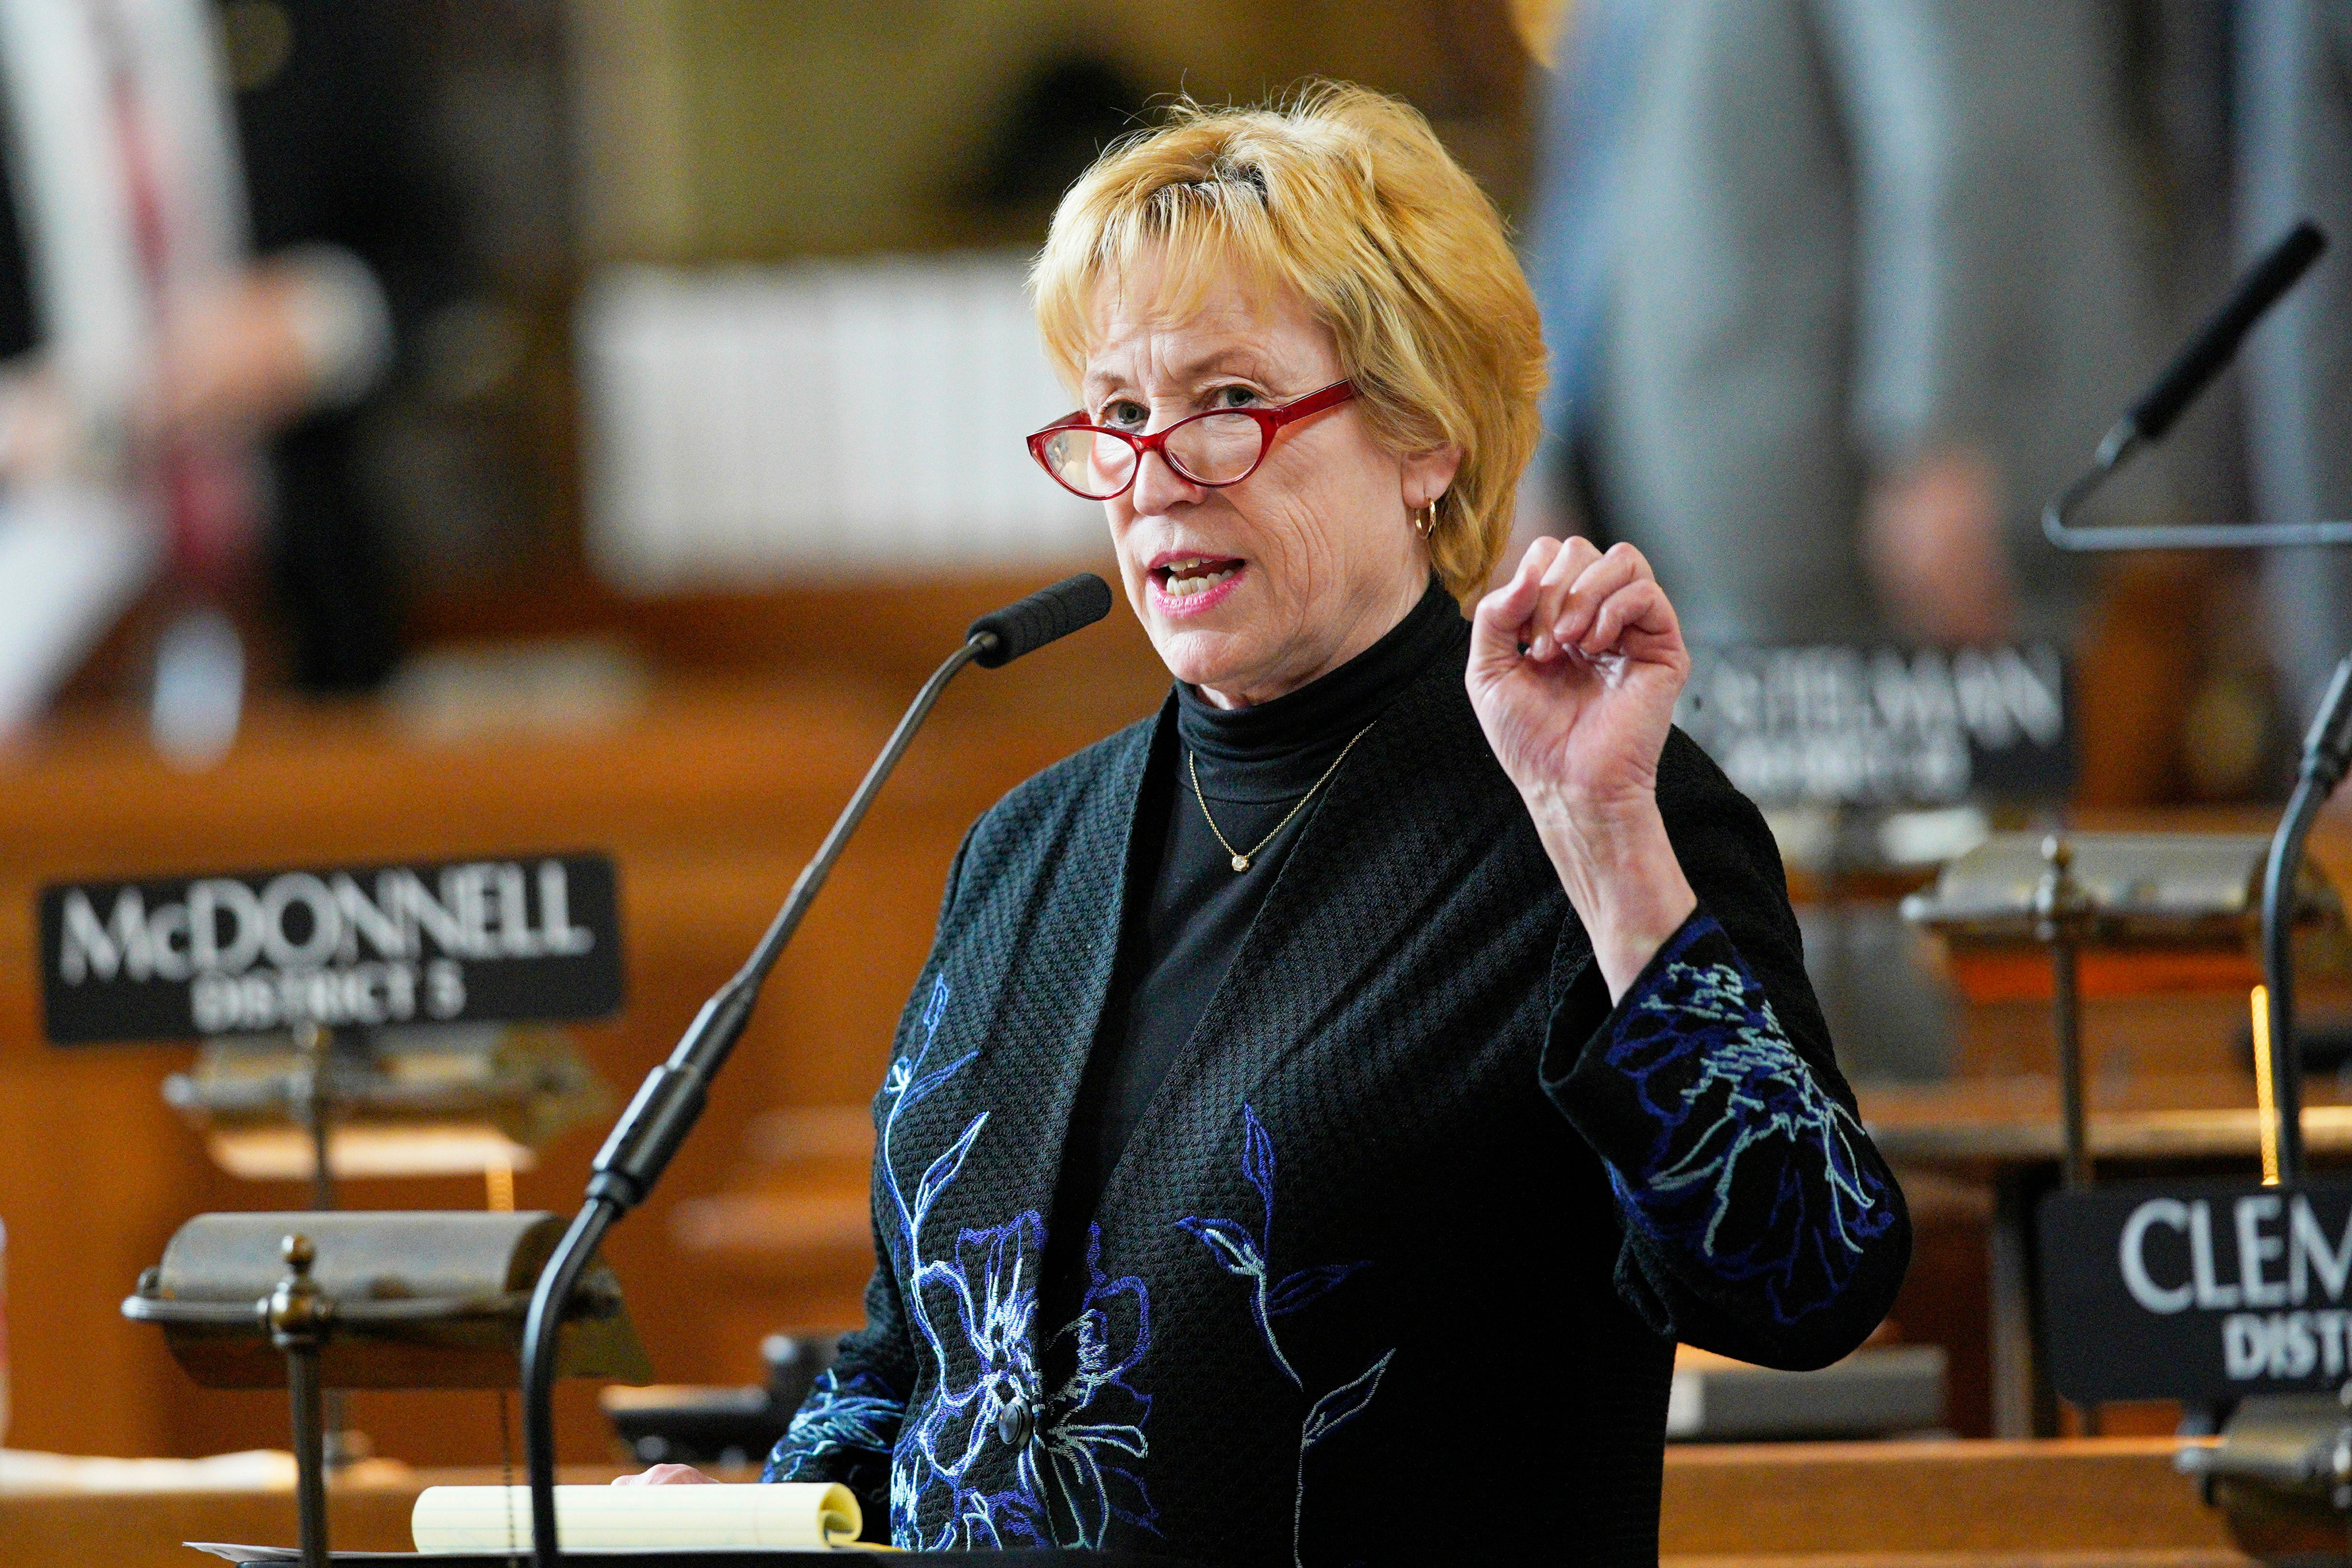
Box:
[122,1210,650,1568]
[1903,830,2345,1183]
[164,1023,609,1195]
[2032,838,2094,1191]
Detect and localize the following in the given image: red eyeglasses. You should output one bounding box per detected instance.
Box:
[1026,380,1357,501]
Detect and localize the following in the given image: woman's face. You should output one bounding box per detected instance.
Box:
[1080,268,1455,708]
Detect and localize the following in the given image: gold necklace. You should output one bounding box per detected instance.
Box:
[1187,722,1376,872]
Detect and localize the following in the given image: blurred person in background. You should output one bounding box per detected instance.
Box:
[0,0,464,703]
[1528,0,2228,652]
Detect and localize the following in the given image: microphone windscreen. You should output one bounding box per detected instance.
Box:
[968,573,1115,667]
[2129,220,2326,443]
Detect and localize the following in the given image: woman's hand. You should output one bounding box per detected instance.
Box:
[613,1464,720,1485]
[1467,537,1696,999]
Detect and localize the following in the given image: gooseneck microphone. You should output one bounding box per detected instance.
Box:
[2045,221,2336,551]
[2125,220,2325,449]
[969,571,1115,666]
[518,573,1112,1568]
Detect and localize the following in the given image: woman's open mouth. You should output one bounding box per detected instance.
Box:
[1150,555,1246,613]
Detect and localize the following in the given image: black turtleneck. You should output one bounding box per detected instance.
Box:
[1044,578,1468,1299]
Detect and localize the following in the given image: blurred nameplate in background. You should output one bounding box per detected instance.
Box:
[2040,1179,2352,1404]
[1677,645,2073,807]
[578,253,1099,591]
[40,853,623,1043]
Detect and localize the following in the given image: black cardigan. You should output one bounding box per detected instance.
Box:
[765,631,1910,1565]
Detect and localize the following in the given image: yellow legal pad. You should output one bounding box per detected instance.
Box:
[410,1483,865,1552]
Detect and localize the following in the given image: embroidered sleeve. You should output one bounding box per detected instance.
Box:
[1542,909,1909,1367]
[764,1362,904,1510]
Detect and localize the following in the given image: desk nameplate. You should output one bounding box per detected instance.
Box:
[2042,1178,2352,1402]
[39,852,623,1042]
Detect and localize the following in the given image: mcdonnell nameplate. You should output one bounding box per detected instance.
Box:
[39,853,623,1043]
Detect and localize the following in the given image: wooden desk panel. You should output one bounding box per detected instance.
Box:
[0,1465,628,1568]
[1861,1072,2352,1167]
[1658,1441,2239,1557]
[1,1484,416,1567]
[1662,1556,2248,1568]
[0,1443,2251,1568]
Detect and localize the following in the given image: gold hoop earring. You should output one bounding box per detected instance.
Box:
[1412,500,1437,538]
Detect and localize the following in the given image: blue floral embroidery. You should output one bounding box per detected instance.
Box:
[1602,917,1894,1323]
[1179,1104,1390,1568]
[866,978,1158,1549]
[1032,1230,1155,1545]
[763,1368,905,1482]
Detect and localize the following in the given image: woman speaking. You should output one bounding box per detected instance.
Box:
[656,83,1910,1563]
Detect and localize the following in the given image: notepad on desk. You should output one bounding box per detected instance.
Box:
[412,1483,866,1550]
[185,1480,872,1563]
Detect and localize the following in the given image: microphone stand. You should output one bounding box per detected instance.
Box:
[2044,222,2337,557]
[2048,458,2352,1183]
[2041,432,2352,553]
[2039,219,2344,1180]
[517,574,1109,1566]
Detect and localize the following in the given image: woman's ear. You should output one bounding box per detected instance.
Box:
[1402,441,1465,510]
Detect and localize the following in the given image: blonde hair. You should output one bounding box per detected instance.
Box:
[1031,82,1545,607]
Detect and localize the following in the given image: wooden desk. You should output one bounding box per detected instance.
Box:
[0,1464,626,1568]
[1863,1074,2352,1167]
[0,1442,2251,1568]
[1661,1439,2246,1563]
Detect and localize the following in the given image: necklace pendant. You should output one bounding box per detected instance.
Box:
[1231,853,1250,872]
